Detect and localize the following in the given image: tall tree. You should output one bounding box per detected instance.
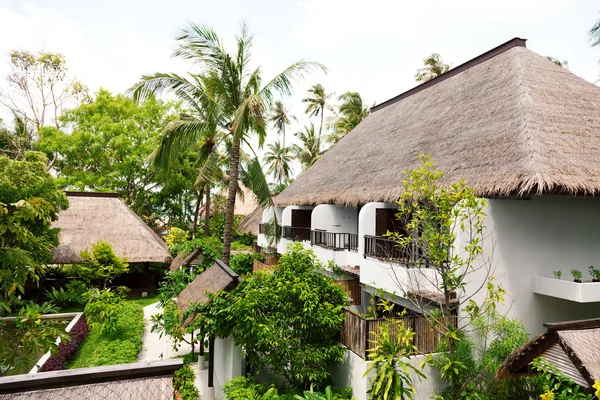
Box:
[302,83,331,142]
[0,115,30,160]
[293,124,322,170]
[590,16,600,48]
[263,141,293,184]
[328,91,369,144]
[268,101,296,148]
[130,22,323,265]
[415,53,451,83]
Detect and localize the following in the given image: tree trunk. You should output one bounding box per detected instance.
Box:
[204,183,211,237]
[222,139,240,265]
[191,188,204,236]
[319,111,324,143]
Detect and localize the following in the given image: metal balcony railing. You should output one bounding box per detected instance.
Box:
[310,230,358,251]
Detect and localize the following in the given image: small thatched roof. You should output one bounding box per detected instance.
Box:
[52,192,172,264]
[237,206,263,235]
[497,318,600,388]
[169,247,204,272]
[177,260,239,312]
[275,37,600,207]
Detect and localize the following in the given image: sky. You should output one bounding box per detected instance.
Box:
[0,0,599,175]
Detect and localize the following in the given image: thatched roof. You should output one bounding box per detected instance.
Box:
[177,260,239,312]
[169,247,204,272]
[0,359,182,400]
[52,192,172,264]
[237,206,263,235]
[496,318,600,388]
[275,37,600,207]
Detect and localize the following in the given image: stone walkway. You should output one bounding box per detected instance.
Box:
[139,302,212,399]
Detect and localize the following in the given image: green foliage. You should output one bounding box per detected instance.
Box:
[294,386,353,400]
[222,377,352,400]
[553,271,562,279]
[0,152,69,375]
[83,287,129,334]
[45,286,85,308]
[531,358,592,399]
[164,227,189,253]
[590,265,600,280]
[151,299,199,352]
[197,243,347,390]
[230,252,266,276]
[79,240,129,288]
[222,375,271,400]
[364,314,424,400]
[68,297,154,368]
[37,89,199,228]
[174,363,200,400]
[571,269,583,281]
[156,269,195,306]
[169,235,223,272]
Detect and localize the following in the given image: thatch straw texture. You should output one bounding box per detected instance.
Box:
[275,40,600,206]
[169,247,204,272]
[177,260,239,311]
[237,206,263,235]
[558,328,600,382]
[52,193,172,264]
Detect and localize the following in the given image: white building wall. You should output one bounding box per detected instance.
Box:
[312,205,358,233]
[463,196,600,335]
[213,335,243,400]
[257,206,284,249]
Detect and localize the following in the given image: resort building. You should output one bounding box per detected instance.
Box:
[257,37,600,397]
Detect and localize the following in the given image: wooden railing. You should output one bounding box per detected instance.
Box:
[339,308,454,358]
[252,258,278,273]
[281,226,311,241]
[311,230,358,251]
[334,279,361,306]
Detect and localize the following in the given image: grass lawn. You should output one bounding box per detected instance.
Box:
[67,296,157,369]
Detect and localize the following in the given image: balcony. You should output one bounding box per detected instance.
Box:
[533,276,600,303]
[339,307,452,358]
[281,226,311,241]
[310,230,358,251]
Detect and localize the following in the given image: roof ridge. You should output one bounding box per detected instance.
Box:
[372,37,528,112]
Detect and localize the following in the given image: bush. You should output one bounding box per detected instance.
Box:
[174,363,200,400]
[221,376,353,400]
[231,241,252,251]
[234,232,256,246]
[222,376,269,399]
[79,240,129,288]
[164,227,190,254]
[83,287,129,334]
[39,315,88,372]
[230,252,266,276]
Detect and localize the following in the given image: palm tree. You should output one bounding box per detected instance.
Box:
[130,22,323,265]
[328,91,369,144]
[590,16,600,48]
[263,141,293,184]
[293,124,322,170]
[302,83,331,142]
[269,101,296,148]
[415,53,451,83]
[546,56,569,69]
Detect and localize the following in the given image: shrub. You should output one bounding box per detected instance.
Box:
[39,315,88,372]
[45,287,79,308]
[164,227,190,254]
[234,232,256,246]
[79,240,129,288]
[230,252,266,276]
[231,241,252,251]
[83,287,129,334]
[222,376,269,399]
[174,363,200,400]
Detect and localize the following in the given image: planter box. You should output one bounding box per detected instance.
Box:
[533,276,600,303]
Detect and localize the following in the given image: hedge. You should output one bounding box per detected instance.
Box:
[39,315,88,372]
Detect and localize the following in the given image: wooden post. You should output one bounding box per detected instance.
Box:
[208,337,215,388]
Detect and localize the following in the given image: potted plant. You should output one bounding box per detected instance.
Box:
[571,269,583,283]
[589,265,600,282]
[553,271,562,280]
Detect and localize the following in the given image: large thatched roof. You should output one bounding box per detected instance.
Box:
[275,37,600,207]
[237,206,263,235]
[497,318,600,388]
[52,192,172,264]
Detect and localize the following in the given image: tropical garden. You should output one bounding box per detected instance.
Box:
[1,12,600,400]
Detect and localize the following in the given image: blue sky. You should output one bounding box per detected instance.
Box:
[0,0,599,170]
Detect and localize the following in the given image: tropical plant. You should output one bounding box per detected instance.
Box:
[294,124,323,170]
[531,358,592,399]
[174,362,200,400]
[264,141,293,184]
[269,100,296,148]
[571,269,583,281]
[328,91,369,144]
[589,265,600,280]
[130,22,322,265]
[553,271,562,280]
[79,240,129,288]
[302,83,332,142]
[414,53,451,82]
[0,115,31,160]
[590,15,600,48]
[45,287,80,308]
[151,299,200,355]
[83,287,129,334]
[229,252,266,276]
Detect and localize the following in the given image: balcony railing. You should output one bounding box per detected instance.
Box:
[310,230,358,251]
[281,226,311,241]
[364,235,431,266]
[340,307,454,358]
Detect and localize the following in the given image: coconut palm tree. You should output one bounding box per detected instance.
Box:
[263,141,293,184]
[302,83,332,142]
[130,22,323,264]
[328,91,369,144]
[415,53,451,83]
[269,101,296,148]
[590,16,600,48]
[293,124,322,170]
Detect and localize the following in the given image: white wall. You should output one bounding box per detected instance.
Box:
[257,206,284,249]
[331,350,444,400]
[463,196,600,335]
[281,205,314,226]
[312,205,358,233]
[213,335,243,400]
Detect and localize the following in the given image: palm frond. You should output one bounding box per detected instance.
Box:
[151,117,212,171]
[590,16,600,48]
[240,157,273,210]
